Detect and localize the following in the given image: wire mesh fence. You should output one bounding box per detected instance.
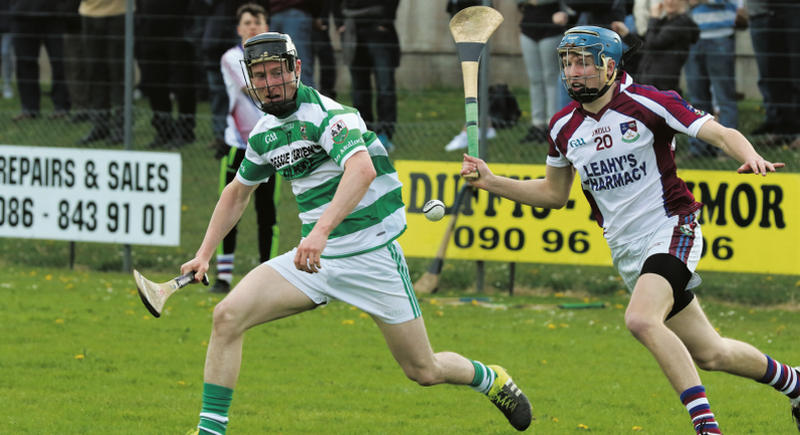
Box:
[1,4,799,281]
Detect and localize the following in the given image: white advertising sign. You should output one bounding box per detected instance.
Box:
[0,145,182,246]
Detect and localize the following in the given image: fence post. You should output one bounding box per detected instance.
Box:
[122,0,135,273]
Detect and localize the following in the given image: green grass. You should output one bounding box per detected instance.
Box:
[1,264,798,433]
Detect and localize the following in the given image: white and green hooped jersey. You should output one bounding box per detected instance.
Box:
[236,84,406,258]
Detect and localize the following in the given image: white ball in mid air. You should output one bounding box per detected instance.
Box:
[422,199,445,221]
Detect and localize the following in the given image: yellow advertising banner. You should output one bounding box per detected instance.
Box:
[396,160,800,275]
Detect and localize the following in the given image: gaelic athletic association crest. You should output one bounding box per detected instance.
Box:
[620,120,640,143]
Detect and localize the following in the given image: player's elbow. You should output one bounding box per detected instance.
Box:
[544,197,569,209]
[541,189,570,209]
[361,163,377,182]
[345,151,376,182]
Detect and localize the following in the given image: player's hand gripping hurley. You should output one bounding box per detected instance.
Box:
[133,270,209,317]
[449,6,503,180]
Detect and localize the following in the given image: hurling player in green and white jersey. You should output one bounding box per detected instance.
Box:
[180,32,532,435]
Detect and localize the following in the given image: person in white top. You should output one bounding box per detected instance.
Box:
[209,3,279,294]
[461,26,797,434]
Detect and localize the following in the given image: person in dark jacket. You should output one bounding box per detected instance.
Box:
[136,0,199,147]
[336,0,400,151]
[268,0,320,87]
[0,0,13,99]
[562,0,627,27]
[518,0,565,143]
[612,0,699,96]
[8,0,71,121]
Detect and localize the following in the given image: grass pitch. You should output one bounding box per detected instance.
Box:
[1,264,798,434]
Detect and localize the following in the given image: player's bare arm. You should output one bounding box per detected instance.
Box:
[696,120,785,175]
[461,154,574,209]
[294,150,376,273]
[182,180,257,280]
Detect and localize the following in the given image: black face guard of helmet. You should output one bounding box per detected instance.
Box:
[241,34,299,116]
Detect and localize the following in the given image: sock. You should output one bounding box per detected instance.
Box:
[198,382,233,435]
[216,254,234,283]
[469,360,497,395]
[680,385,721,434]
[758,355,800,401]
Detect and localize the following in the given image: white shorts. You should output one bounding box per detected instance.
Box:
[611,212,703,292]
[266,240,421,324]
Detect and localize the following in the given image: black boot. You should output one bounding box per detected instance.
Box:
[172,113,196,147]
[147,111,174,148]
[77,110,111,145]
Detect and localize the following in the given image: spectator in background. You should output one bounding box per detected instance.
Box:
[633,0,658,36]
[752,0,800,141]
[63,0,91,123]
[562,0,627,27]
[745,0,772,136]
[201,1,239,152]
[136,0,198,148]
[612,0,699,96]
[9,0,71,121]
[517,0,564,144]
[0,0,13,100]
[268,0,317,87]
[685,0,741,157]
[209,3,279,294]
[445,0,481,16]
[312,0,337,99]
[337,0,400,152]
[76,0,125,145]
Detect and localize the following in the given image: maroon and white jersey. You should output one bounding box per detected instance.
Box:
[546,72,713,246]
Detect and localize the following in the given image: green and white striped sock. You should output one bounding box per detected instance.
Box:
[198,382,233,435]
[469,360,497,395]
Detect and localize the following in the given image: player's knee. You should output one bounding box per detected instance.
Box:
[212,301,244,337]
[692,346,730,372]
[403,365,439,386]
[624,310,659,341]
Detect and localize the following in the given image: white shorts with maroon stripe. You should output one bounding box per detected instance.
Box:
[610,212,704,292]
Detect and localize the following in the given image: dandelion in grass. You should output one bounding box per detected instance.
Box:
[342,319,355,325]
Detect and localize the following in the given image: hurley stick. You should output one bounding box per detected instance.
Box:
[449,6,503,180]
